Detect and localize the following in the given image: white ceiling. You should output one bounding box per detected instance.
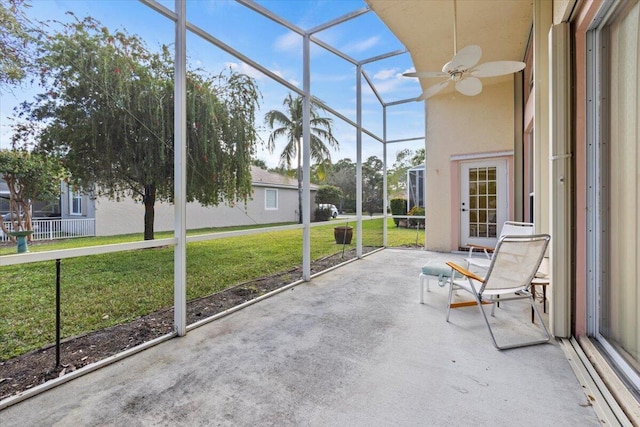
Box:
[365,0,533,91]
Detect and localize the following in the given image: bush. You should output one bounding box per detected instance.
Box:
[314,207,332,222]
[389,198,407,227]
[316,185,343,205]
[408,206,425,228]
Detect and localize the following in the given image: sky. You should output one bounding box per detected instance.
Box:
[0,0,426,168]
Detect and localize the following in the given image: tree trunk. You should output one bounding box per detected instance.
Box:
[143,184,156,240]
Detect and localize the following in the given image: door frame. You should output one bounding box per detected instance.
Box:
[449,152,513,251]
[452,155,511,249]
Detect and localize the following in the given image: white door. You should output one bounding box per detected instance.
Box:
[460,160,508,248]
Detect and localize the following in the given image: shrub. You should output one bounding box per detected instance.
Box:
[314,207,332,222]
[408,206,425,228]
[316,185,343,205]
[389,198,407,227]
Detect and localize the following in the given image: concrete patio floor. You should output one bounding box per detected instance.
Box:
[1,249,601,426]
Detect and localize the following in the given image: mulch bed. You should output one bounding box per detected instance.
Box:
[0,246,387,401]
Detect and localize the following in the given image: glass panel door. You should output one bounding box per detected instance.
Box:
[593,0,640,387]
[461,160,508,248]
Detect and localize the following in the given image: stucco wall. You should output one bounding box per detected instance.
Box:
[94,186,306,236]
[425,81,516,251]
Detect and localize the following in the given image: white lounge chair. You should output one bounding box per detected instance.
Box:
[465,221,534,271]
[446,234,551,350]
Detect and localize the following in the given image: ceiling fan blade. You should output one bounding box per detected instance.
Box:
[403,71,449,78]
[417,80,451,100]
[455,76,483,96]
[443,45,482,72]
[470,61,526,77]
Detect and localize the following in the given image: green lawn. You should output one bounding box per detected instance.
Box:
[0,219,424,360]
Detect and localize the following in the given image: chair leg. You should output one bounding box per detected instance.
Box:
[445,280,455,321]
[419,273,431,304]
[476,299,501,349]
[478,294,551,350]
[530,285,536,323]
[530,294,551,341]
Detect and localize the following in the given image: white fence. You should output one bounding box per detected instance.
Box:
[0,218,96,243]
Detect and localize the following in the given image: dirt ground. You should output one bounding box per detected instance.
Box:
[0,247,383,401]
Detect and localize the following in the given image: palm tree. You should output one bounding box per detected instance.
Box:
[264,94,339,223]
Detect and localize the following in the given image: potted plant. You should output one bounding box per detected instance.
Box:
[334,225,353,244]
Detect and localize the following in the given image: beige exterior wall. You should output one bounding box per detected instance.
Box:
[94,186,304,236]
[425,81,516,251]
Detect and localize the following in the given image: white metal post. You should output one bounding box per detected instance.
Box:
[302,33,311,281]
[382,106,388,247]
[173,0,187,336]
[423,106,428,249]
[356,65,363,258]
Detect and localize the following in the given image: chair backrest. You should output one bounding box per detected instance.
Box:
[481,234,550,294]
[480,221,534,261]
[499,221,534,239]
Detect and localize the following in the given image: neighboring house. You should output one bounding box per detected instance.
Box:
[368,0,640,416]
[61,166,317,236]
[0,180,61,218]
[0,181,9,214]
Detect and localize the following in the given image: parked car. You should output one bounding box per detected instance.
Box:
[318,204,339,218]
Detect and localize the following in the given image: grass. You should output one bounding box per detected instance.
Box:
[0,219,425,360]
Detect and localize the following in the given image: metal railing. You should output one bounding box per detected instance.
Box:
[0,218,96,242]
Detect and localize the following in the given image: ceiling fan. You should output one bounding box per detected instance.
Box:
[403,0,526,101]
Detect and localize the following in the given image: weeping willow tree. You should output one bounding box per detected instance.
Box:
[0,0,35,89]
[16,15,260,240]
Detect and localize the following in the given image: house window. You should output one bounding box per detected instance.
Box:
[69,188,82,215]
[265,189,278,210]
[589,0,639,388]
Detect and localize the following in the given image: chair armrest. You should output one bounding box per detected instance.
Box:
[446,261,485,283]
[466,243,493,259]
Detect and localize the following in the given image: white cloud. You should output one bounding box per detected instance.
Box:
[225,61,265,80]
[225,61,300,89]
[274,32,301,53]
[373,68,398,80]
[369,77,403,95]
[341,36,380,54]
[360,68,414,96]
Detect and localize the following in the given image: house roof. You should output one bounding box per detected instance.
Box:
[251,166,318,191]
[2,168,316,194]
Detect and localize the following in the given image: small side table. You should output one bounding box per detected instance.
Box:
[530,276,550,323]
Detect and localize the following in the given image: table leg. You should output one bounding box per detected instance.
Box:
[531,284,536,323]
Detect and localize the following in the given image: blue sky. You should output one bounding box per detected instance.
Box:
[0,0,425,167]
